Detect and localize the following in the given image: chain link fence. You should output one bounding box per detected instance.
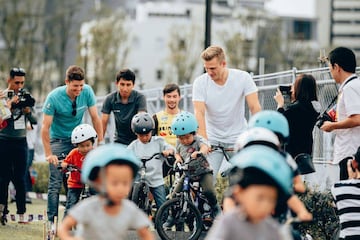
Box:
[33,66,360,189]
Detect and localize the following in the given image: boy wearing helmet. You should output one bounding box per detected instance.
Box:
[169,112,220,219]
[61,124,97,217]
[58,144,154,240]
[206,145,293,240]
[127,112,175,209]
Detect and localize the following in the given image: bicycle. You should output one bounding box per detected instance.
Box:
[131,153,174,218]
[58,164,92,201]
[154,157,215,240]
[210,145,234,177]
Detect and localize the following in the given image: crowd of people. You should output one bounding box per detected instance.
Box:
[1,45,360,239]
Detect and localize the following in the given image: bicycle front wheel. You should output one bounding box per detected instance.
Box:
[155,198,203,240]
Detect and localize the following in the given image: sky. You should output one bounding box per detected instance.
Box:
[264,0,316,18]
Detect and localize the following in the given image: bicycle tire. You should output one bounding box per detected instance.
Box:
[132,182,151,215]
[155,198,203,240]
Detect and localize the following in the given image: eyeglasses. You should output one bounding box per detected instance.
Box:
[14,81,25,85]
[72,98,77,116]
[10,67,26,77]
[68,73,84,81]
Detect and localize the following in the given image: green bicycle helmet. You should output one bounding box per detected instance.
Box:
[81,143,141,184]
[131,112,155,134]
[229,145,292,196]
[248,110,289,143]
[171,111,198,136]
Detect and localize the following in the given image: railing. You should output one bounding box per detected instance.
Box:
[33,66,360,165]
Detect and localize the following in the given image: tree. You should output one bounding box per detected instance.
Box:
[81,10,130,94]
[166,24,202,85]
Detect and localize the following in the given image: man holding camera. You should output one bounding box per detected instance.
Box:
[0,67,36,224]
[321,47,360,180]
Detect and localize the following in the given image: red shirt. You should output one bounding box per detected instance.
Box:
[64,148,85,188]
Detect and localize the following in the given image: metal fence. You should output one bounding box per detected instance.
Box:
[34,66,360,165]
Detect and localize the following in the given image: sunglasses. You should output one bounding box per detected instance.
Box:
[72,98,77,116]
[68,73,84,81]
[10,67,26,77]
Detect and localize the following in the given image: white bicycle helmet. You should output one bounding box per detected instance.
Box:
[71,124,97,144]
[234,127,280,152]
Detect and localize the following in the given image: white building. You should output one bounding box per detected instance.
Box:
[317,0,360,56]
[81,0,319,90]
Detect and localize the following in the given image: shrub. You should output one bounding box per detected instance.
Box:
[297,187,339,240]
[32,162,66,194]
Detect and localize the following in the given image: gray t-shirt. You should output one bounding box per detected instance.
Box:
[127,136,175,187]
[176,135,208,162]
[206,208,283,240]
[69,196,151,240]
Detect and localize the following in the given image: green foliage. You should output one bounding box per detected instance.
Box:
[297,187,339,240]
[32,162,65,194]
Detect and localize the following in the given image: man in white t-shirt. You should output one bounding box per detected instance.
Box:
[321,46,360,180]
[192,45,261,183]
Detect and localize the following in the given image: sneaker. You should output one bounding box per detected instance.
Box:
[162,215,175,229]
[0,204,6,225]
[18,214,29,224]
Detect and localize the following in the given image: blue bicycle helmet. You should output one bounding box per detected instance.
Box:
[171,111,198,136]
[81,143,141,184]
[229,145,292,196]
[248,110,289,142]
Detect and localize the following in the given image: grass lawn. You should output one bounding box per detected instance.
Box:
[0,199,63,240]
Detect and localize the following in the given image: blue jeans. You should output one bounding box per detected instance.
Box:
[150,185,166,209]
[64,188,82,217]
[47,138,74,222]
[0,138,27,214]
[207,141,235,185]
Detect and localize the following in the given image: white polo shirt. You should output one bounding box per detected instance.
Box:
[333,75,360,164]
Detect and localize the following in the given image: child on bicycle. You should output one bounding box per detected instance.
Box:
[58,144,154,240]
[61,123,97,217]
[169,111,220,218]
[127,112,175,209]
[206,145,294,240]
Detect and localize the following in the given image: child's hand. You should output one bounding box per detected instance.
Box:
[162,149,174,157]
[297,210,313,222]
[175,156,183,164]
[61,162,68,169]
[190,151,202,159]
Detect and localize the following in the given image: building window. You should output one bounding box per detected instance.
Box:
[293,20,312,40]
[156,69,163,81]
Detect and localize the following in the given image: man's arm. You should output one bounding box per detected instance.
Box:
[101,113,110,138]
[41,114,58,165]
[245,92,261,115]
[193,101,207,140]
[321,114,360,132]
[88,106,103,143]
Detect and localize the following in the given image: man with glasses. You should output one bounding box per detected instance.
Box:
[0,67,34,224]
[41,65,103,229]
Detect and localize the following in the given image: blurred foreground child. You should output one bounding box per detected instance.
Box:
[58,144,154,240]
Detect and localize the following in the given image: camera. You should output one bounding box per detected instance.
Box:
[12,89,35,109]
[316,112,333,128]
